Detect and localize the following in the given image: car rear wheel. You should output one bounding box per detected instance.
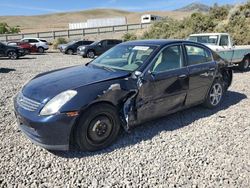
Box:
[37,47,45,53]
[203,80,224,109]
[87,50,95,58]
[66,49,74,55]
[75,104,121,151]
[8,51,18,60]
[239,56,250,71]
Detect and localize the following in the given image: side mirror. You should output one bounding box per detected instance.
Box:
[98,43,102,47]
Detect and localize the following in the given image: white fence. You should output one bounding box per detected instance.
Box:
[69,17,127,30]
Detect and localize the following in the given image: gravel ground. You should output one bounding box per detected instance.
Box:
[0,53,249,187]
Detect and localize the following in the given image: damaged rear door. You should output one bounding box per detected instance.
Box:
[135,44,189,123]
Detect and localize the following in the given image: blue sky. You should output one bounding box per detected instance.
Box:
[0,0,247,16]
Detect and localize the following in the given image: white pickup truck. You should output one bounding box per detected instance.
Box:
[188,33,250,71]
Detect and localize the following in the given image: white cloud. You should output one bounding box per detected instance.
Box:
[0,3,62,13]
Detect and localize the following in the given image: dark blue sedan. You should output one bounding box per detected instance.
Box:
[14,40,233,151]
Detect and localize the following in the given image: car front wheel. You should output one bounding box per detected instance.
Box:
[8,51,18,60]
[203,80,224,109]
[87,50,95,58]
[66,49,74,55]
[75,104,121,151]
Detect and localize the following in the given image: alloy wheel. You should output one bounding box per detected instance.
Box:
[38,47,44,53]
[87,51,95,58]
[8,52,17,60]
[209,83,223,106]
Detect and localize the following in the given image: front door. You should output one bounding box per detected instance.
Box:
[184,44,216,106]
[96,40,107,55]
[136,44,189,123]
[217,35,234,62]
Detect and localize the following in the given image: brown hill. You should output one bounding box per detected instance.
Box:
[0,9,191,33]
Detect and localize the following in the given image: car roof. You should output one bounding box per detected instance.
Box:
[22,38,46,40]
[121,39,199,46]
[189,33,229,37]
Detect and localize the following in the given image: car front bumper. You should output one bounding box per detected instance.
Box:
[18,51,26,56]
[77,50,86,56]
[14,99,78,151]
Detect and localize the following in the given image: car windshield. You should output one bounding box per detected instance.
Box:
[189,35,219,45]
[67,41,76,45]
[91,41,100,45]
[91,45,157,72]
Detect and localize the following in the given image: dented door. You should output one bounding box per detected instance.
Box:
[135,68,189,123]
[132,44,189,124]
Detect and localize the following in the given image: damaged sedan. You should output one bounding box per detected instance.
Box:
[14,40,233,151]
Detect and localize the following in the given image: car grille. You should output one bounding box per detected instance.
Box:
[17,92,41,112]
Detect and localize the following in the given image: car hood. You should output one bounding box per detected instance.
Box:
[6,45,19,50]
[22,65,130,102]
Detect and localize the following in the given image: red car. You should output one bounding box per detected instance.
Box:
[7,41,37,54]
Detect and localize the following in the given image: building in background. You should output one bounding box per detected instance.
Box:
[141,14,163,24]
[69,17,127,30]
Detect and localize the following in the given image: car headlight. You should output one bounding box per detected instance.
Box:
[40,90,77,116]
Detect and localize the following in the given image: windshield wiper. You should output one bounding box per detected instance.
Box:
[101,66,116,72]
[92,64,116,72]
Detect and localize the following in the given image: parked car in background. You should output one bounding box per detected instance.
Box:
[59,40,94,55]
[14,40,232,151]
[78,39,122,58]
[188,33,250,71]
[20,38,49,53]
[7,41,37,54]
[0,42,25,59]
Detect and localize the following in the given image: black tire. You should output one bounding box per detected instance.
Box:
[37,47,45,53]
[75,103,121,151]
[66,49,74,55]
[8,51,18,60]
[87,50,95,58]
[239,56,250,71]
[203,79,224,109]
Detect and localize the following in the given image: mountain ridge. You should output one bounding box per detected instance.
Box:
[175,3,211,12]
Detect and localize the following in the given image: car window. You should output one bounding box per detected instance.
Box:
[189,35,219,45]
[8,42,17,46]
[22,39,29,43]
[101,40,108,46]
[185,45,212,65]
[83,41,93,45]
[107,40,120,45]
[151,45,183,73]
[29,39,39,43]
[220,35,229,46]
[75,41,82,45]
[40,39,47,43]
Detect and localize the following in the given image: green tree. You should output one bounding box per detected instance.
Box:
[0,22,20,34]
[122,32,137,41]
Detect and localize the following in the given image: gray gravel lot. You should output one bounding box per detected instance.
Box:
[0,53,250,187]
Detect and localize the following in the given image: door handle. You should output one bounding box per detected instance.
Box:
[178,74,188,79]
